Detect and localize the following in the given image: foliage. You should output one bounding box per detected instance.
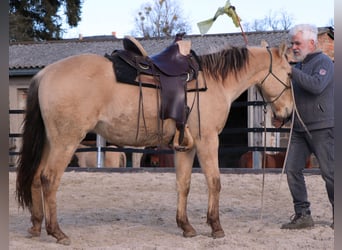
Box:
[9,0,82,42]
[133,0,191,38]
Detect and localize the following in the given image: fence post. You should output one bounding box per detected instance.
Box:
[96,134,105,168]
[131,148,143,168]
[248,86,262,169]
[252,151,262,169]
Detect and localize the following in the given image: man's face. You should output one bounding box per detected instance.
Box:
[290,32,314,61]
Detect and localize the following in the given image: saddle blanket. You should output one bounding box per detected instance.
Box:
[104,52,207,92]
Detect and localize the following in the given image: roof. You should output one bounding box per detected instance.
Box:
[9,27,333,74]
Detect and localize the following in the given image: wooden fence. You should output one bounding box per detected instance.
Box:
[9,100,291,168]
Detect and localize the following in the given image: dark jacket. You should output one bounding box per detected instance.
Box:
[291,51,334,131]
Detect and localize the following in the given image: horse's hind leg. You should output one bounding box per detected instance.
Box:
[40,144,77,245]
[27,166,45,237]
[175,149,197,237]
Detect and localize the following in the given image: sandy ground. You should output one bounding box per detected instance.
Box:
[9,170,334,250]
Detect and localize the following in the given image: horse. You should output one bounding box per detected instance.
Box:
[74,144,126,168]
[140,145,175,167]
[16,40,293,245]
[239,151,312,168]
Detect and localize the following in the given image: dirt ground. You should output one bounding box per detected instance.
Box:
[9,170,334,250]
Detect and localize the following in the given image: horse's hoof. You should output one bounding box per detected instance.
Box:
[183,230,197,238]
[212,230,225,239]
[57,237,71,245]
[27,227,41,238]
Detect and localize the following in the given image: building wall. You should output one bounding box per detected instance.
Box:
[9,76,30,166]
[318,32,334,61]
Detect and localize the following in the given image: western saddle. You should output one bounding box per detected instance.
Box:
[114,33,200,151]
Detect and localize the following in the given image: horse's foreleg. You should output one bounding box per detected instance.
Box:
[204,168,224,238]
[197,137,225,238]
[175,149,197,237]
[41,148,74,245]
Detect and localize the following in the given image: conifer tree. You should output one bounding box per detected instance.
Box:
[9,0,82,41]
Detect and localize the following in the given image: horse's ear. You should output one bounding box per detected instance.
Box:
[279,42,287,57]
[260,40,268,48]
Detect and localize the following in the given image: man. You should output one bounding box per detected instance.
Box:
[281,24,334,230]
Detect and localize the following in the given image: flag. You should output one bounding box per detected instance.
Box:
[197,0,241,35]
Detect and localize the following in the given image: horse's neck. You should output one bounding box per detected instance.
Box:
[222,49,270,101]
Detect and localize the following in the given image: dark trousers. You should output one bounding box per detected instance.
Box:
[285,128,334,215]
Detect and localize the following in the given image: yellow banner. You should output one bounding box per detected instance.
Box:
[197,0,241,35]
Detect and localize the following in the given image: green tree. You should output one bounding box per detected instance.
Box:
[133,0,191,38]
[9,0,82,42]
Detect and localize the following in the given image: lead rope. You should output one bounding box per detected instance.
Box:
[259,78,312,221]
[277,79,311,191]
[260,104,267,221]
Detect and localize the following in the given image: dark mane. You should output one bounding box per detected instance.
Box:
[199,46,249,81]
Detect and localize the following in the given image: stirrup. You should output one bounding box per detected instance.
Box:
[173,124,194,152]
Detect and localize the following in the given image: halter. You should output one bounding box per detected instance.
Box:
[258,47,291,104]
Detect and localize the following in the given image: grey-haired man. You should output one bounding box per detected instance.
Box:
[281,24,334,230]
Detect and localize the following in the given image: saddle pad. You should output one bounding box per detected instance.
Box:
[104,52,207,92]
[105,52,138,85]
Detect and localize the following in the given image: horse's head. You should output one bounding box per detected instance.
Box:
[257,42,293,121]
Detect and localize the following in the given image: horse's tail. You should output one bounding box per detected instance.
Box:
[16,75,46,209]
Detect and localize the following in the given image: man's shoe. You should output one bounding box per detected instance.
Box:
[281,214,314,229]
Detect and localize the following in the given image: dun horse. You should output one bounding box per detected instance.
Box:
[16,38,293,245]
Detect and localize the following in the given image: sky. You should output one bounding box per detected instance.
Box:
[62,0,334,39]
